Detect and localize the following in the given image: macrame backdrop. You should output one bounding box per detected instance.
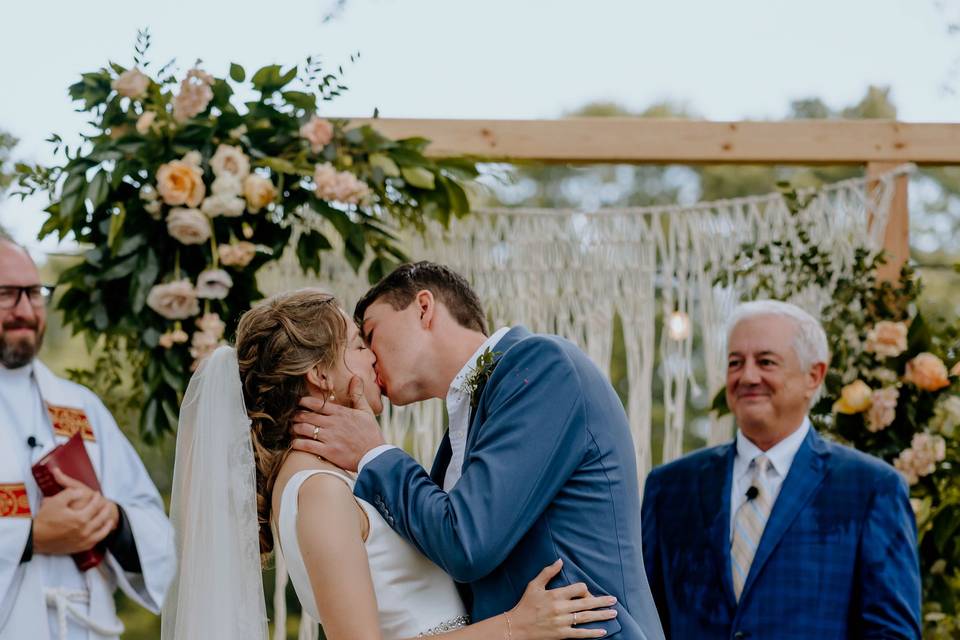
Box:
[259,165,910,639]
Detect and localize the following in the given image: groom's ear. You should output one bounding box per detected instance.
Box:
[415,290,435,329]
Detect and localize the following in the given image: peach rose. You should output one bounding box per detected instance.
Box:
[166,208,210,245]
[136,111,157,135]
[833,379,872,414]
[210,144,250,179]
[112,68,150,98]
[314,162,370,205]
[300,116,334,152]
[156,159,205,207]
[146,280,200,320]
[951,360,960,377]
[243,174,276,213]
[864,321,908,359]
[218,242,257,268]
[903,353,951,392]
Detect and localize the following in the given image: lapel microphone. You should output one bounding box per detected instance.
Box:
[745,485,759,501]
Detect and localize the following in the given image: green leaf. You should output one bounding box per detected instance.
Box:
[256,157,302,175]
[296,229,333,275]
[369,153,401,177]
[401,167,436,190]
[87,171,110,210]
[440,176,469,217]
[107,205,127,254]
[100,253,138,281]
[229,63,246,82]
[711,387,729,415]
[59,172,87,218]
[282,91,317,112]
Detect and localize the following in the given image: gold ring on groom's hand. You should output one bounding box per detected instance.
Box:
[313,426,321,441]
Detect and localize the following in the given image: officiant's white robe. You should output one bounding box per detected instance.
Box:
[0,359,175,640]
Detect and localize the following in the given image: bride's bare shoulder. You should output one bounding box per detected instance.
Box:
[272,452,352,511]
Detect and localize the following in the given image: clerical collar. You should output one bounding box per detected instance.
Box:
[0,361,33,381]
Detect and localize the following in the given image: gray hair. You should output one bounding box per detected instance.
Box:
[726,300,830,404]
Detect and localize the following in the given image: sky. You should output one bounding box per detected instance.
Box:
[0,0,956,256]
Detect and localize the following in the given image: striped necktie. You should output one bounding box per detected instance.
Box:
[731,454,771,601]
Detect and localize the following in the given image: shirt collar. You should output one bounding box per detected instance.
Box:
[735,416,811,478]
[449,327,511,395]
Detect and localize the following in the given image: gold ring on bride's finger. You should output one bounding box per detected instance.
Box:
[572,612,578,626]
[313,426,321,441]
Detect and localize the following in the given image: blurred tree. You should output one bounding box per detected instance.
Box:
[0,128,17,192]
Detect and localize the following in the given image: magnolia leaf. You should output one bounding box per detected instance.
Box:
[369,153,401,177]
[229,63,245,82]
[401,166,436,190]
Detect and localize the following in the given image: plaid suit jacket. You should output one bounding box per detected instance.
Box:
[641,427,921,639]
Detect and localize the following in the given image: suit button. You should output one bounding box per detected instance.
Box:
[734,633,746,639]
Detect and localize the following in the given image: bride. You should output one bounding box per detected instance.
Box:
[161,289,617,639]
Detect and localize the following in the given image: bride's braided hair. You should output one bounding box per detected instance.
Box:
[234,289,347,554]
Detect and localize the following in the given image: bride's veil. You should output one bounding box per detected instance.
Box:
[161,346,268,639]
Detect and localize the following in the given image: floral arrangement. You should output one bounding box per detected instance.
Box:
[16,32,478,438]
[714,186,960,637]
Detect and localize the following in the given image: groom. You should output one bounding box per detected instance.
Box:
[292,261,663,639]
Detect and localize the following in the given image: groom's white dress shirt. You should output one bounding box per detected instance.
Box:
[729,416,810,541]
[358,327,510,491]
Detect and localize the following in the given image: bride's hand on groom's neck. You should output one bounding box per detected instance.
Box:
[290,376,385,472]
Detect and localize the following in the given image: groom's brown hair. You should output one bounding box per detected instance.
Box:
[354,261,487,335]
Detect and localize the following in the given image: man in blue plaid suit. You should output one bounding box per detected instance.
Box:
[642,300,921,639]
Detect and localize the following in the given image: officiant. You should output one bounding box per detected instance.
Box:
[0,236,175,640]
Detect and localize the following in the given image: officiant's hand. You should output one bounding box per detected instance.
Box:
[33,469,119,555]
[290,376,385,471]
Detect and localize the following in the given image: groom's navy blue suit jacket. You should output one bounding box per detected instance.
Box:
[641,427,921,639]
[355,327,663,639]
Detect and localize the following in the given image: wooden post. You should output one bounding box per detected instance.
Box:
[866,162,910,282]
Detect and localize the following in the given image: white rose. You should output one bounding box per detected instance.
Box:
[196,269,233,300]
[166,208,210,245]
[201,193,246,218]
[136,111,157,134]
[242,174,276,213]
[112,68,150,98]
[209,144,250,179]
[211,175,243,196]
[146,280,200,320]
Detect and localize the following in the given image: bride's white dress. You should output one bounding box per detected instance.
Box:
[276,469,469,639]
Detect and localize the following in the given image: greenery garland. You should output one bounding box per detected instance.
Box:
[16,32,478,438]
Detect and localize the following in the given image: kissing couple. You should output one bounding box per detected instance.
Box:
[162,262,664,640]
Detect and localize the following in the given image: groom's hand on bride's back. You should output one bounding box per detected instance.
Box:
[290,376,386,471]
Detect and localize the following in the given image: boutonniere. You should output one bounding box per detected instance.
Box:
[464,348,501,410]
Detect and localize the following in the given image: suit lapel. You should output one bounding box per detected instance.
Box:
[740,428,830,600]
[701,442,738,611]
[463,326,530,458]
[430,430,453,486]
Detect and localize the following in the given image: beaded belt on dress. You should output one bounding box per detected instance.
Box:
[417,615,471,636]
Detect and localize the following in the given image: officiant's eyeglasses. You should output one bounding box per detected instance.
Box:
[0,285,55,310]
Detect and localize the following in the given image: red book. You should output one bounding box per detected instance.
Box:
[31,431,106,571]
